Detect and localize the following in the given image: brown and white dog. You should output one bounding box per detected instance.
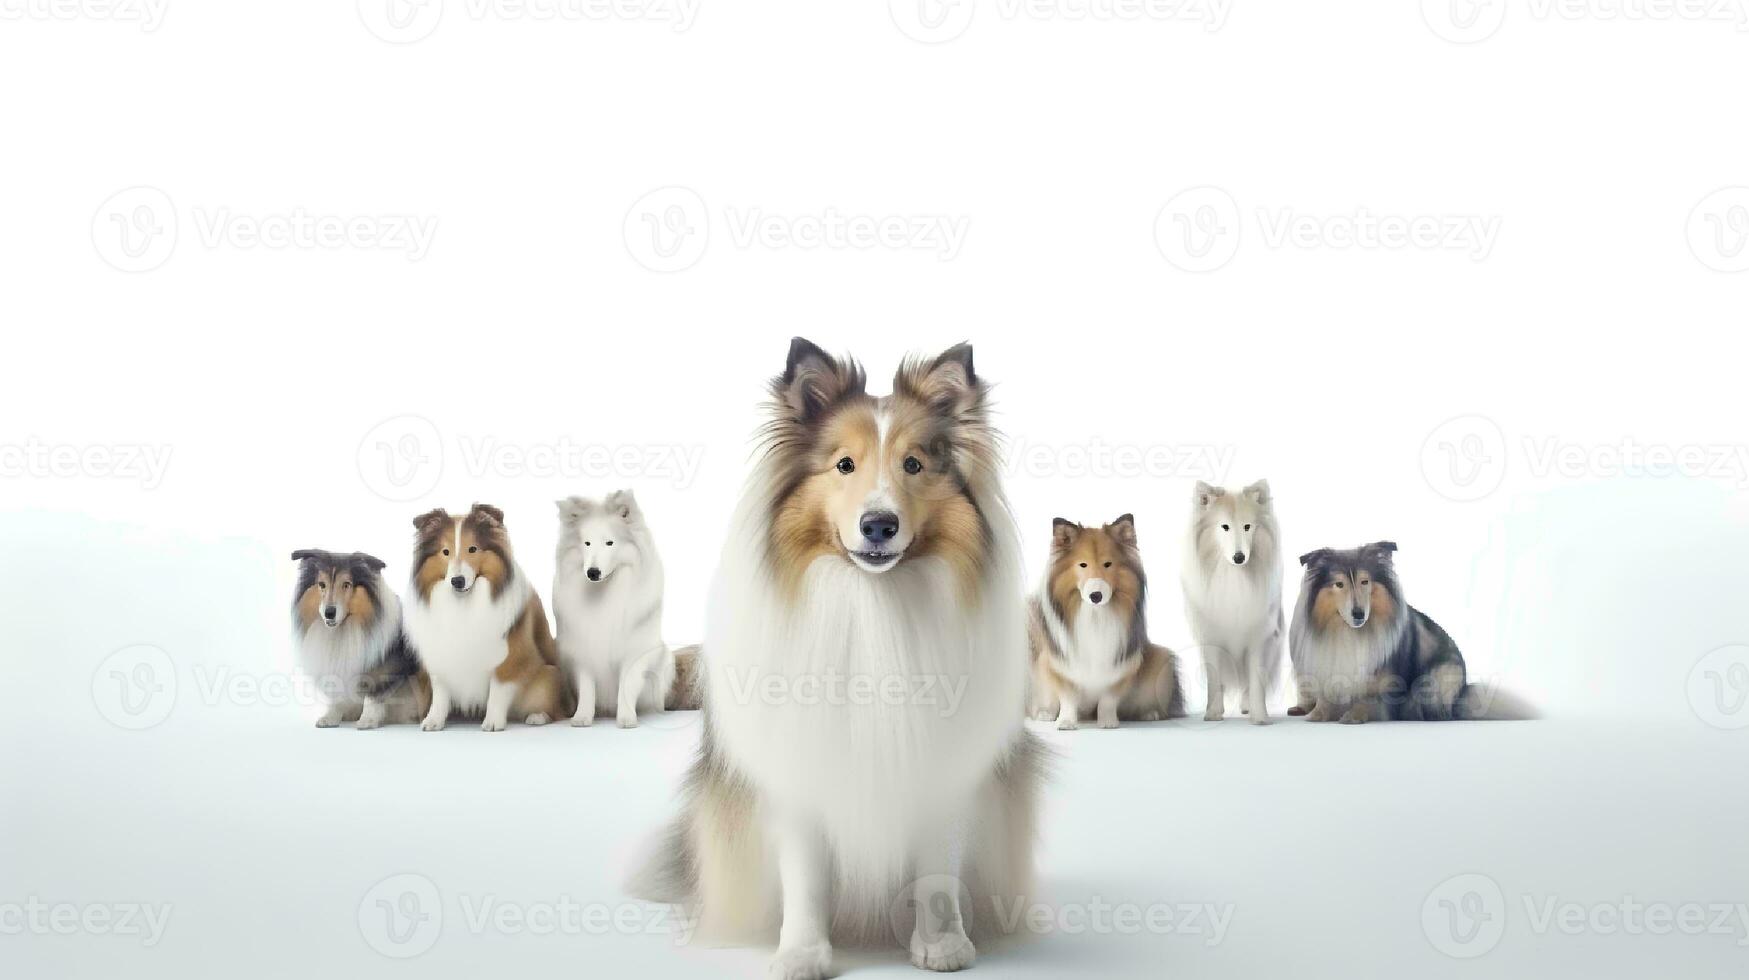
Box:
[1028,515,1184,729]
[402,504,572,732]
[633,339,1041,977]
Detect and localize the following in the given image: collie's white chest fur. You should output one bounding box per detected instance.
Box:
[293,592,397,700]
[1183,559,1280,650]
[1297,620,1395,692]
[1046,599,1131,697]
[706,545,1026,854]
[404,573,530,711]
[552,564,664,713]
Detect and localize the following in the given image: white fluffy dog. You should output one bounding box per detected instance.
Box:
[1180,479,1284,724]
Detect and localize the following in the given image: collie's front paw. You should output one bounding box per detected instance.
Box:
[1249,714,1273,726]
[911,930,976,972]
[1056,718,1078,731]
[1202,708,1225,722]
[1097,716,1120,730]
[420,717,446,732]
[1305,704,1333,723]
[480,717,507,733]
[1339,706,1370,725]
[524,713,550,726]
[768,941,833,980]
[1138,709,1161,722]
[570,711,594,727]
[617,712,639,729]
[355,711,385,731]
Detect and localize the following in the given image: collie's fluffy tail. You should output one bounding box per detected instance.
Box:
[1459,681,1539,721]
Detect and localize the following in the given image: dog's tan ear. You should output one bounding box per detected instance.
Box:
[773,337,865,423]
[470,503,505,527]
[1243,479,1271,506]
[895,342,981,416]
[413,508,449,533]
[1193,481,1225,507]
[1051,517,1080,549]
[1108,513,1137,545]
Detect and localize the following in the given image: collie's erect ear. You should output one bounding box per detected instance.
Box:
[470,503,505,527]
[1298,548,1333,568]
[1193,481,1225,508]
[291,549,327,564]
[1243,479,1272,506]
[556,496,592,521]
[773,336,865,422]
[896,342,981,416]
[351,553,387,574]
[606,488,637,520]
[1108,513,1137,545]
[413,508,449,533]
[1051,517,1080,549]
[1364,541,1398,563]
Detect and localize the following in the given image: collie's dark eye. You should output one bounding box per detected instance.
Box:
[1078,562,1087,568]
[317,582,326,590]
[1334,582,1345,590]
[1103,562,1112,568]
[836,457,855,474]
[903,456,922,475]
[342,581,352,589]
[1243,524,1252,531]
[583,542,590,547]
[606,541,614,546]
[441,549,449,557]
[467,546,477,554]
[1220,524,1230,531]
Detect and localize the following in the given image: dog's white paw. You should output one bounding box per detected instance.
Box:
[570,712,594,727]
[481,718,507,733]
[1056,718,1078,731]
[910,931,976,972]
[617,713,639,729]
[767,941,833,980]
[525,713,550,727]
[315,716,340,729]
[1097,716,1120,730]
[1139,710,1161,722]
[420,717,446,732]
[355,715,383,731]
[1203,709,1225,722]
[1249,715,1274,727]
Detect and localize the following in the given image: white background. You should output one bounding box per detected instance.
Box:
[4,2,1749,977]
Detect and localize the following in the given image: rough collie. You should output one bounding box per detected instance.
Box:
[1027,515,1184,729]
[402,504,572,732]
[552,489,699,727]
[289,549,427,728]
[633,339,1042,977]
[1180,480,1284,724]
[1289,541,1534,722]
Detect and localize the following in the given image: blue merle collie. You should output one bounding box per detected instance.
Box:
[290,550,427,728]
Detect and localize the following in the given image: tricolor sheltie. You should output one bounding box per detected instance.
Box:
[289,549,427,728]
[552,489,699,727]
[1027,515,1184,729]
[1180,480,1284,724]
[403,504,574,732]
[1289,541,1534,723]
[633,339,1042,977]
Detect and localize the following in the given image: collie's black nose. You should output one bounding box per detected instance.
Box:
[1232,552,1247,565]
[859,511,900,543]
[450,575,466,590]
[1352,615,1366,626]
[322,605,337,620]
[586,567,602,582]
[1089,591,1104,605]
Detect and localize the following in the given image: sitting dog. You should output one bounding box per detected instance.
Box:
[290,549,427,728]
[1180,480,1284,725]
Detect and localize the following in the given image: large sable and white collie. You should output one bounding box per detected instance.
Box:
[632,339,1042,978]
[1288,541,1534,723]
[402,504,573,732]
[1180,480,1285,725]
[552,489,699,727]
[1027,515,1184,729]
[290,549,428,728]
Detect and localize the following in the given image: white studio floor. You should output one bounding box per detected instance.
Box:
[5,703,1744,979]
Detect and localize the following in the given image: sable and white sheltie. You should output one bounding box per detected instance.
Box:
[552,489,699,728]
[402,504,573,732]
[632,339,1042,977]
[1027,515,1184,729]
[1289,541,1534,723]
[289,549,427,728]
[1180,480,1285,725]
